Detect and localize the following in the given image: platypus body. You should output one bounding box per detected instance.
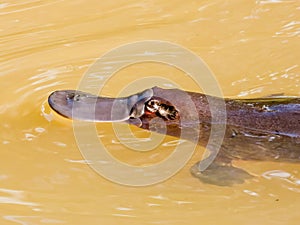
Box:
[48,87,300,186]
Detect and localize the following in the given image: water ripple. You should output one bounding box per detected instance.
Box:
[274,20,300,38]
[262,170,300,186]
[257,0,295,5]
[0,0,63,15]
[0,188,39,206]
[3,215,65,225]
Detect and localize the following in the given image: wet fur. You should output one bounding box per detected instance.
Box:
[49,87,300,186]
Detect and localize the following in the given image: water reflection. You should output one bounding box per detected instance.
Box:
[262,170,300,186]
[0,188,38,206]
[4,215,65,225]
[0,0,299,224]
[15,66,69,96]
[233,64,299,97]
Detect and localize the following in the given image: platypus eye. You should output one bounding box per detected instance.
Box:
[158,104,178,120]
[145,99,179,120]
[146,99,160,112]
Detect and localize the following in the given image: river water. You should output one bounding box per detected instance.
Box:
[1,1,300,224]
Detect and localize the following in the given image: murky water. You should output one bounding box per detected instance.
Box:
[1,0,300,224]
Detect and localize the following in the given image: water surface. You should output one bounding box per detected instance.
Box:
[1,1,300,224]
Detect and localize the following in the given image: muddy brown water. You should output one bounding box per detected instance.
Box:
[1,1,300,224]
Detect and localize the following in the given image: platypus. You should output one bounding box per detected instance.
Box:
[48,86,300,186]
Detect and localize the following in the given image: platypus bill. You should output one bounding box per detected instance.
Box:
[48,87,300,186]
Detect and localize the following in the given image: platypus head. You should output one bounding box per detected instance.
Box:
[48,88,154,122]
[48,86,200,141]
